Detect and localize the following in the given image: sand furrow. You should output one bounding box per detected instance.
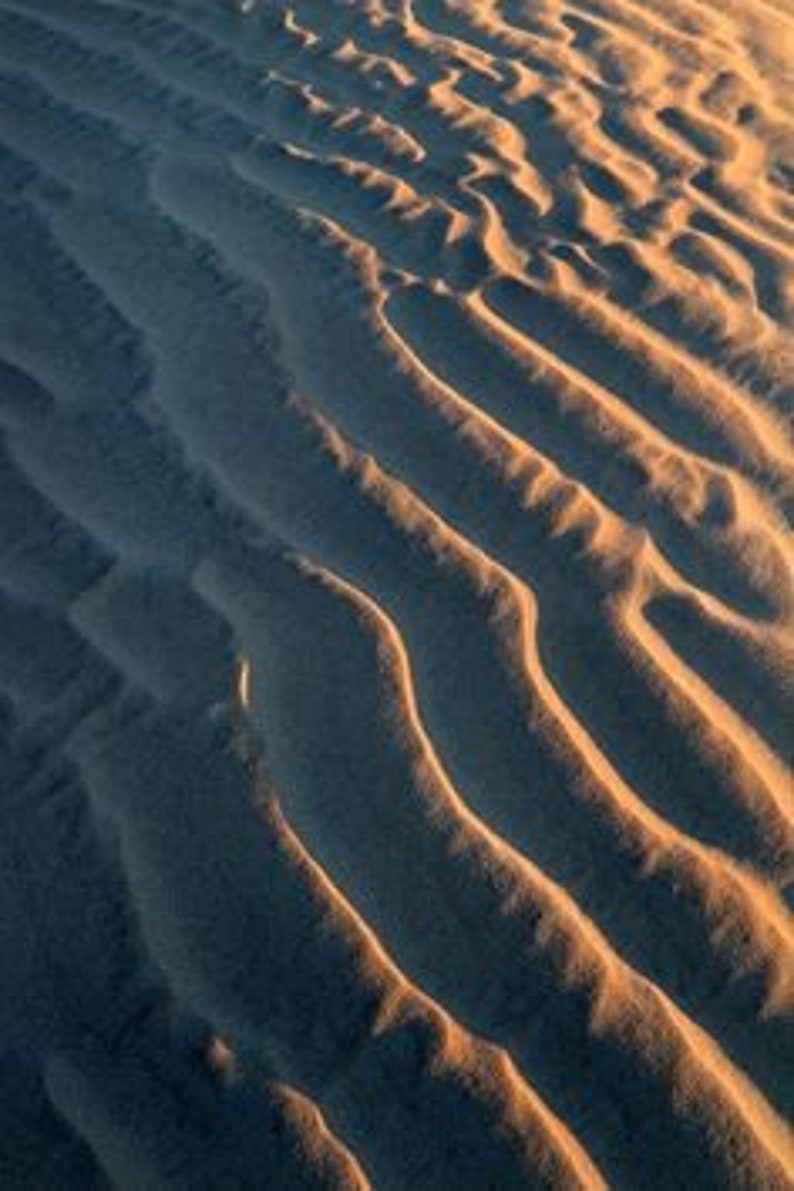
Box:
[20,153,784,1114]
[147,154,793,880]
[195,540,794,1187]
[69,691,604,1190]
[0,713,365,1190]
[2,0,792,1184]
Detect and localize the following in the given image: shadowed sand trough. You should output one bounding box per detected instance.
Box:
[0,0,792,1186]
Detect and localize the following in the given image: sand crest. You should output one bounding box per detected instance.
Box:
[1,0,792,1186]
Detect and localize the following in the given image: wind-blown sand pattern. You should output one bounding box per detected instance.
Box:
[1,0,793,1186]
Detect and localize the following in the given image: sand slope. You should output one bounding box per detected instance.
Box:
[0,0,792,1186]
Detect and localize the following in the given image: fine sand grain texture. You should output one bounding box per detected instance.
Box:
[1,0,793,1187]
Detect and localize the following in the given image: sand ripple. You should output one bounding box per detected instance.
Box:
[1,0,792,1186]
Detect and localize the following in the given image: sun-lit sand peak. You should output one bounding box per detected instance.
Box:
[0,0,792,1186]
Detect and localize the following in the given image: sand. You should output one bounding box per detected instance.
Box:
[0,0,792,1186]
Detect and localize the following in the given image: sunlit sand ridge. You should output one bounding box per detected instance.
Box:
[0,0,792,1186]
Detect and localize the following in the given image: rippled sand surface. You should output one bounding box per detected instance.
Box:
[1,0,793,1186]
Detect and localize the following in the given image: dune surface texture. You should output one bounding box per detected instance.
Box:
[1,0,793,1187]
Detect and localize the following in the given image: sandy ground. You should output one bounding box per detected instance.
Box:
[0,0,793,1187]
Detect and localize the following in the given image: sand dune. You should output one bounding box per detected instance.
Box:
[1,0,792,1186]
